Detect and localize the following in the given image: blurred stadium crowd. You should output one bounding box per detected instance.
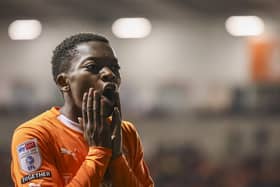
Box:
[149,144,280,187]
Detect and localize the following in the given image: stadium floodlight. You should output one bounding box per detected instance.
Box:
[225,16,264,37]
[112,17,151,38]
[8,19,42,40]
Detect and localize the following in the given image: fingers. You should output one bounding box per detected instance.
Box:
[113,92,122,118]
[111,107,122,158]
[82,92,88,125]
[87,88,94,126]
[112,107,121,139]
[111,92,122,138]
[93,90,101,135]
[81,87,119,148]
[86,88,96,141]
[82,92,88,139]
[100,98,109,133]
[115,107,121,135]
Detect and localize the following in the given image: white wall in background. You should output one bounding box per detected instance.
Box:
[0,16,277,109]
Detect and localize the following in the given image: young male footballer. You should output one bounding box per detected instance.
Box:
[11,33,154,187]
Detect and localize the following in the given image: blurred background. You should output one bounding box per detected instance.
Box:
[1,0,280,186]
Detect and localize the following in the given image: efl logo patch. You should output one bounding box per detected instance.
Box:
[17,139,42,173]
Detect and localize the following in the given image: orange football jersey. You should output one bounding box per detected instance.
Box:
[11,107,154,187]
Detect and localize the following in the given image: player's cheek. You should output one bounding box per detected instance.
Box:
[70,76,94,107]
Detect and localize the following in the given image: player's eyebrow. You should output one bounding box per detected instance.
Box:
[81,57,118,65]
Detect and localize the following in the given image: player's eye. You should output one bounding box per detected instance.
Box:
[110,64,120,73]
[86,64,100,74]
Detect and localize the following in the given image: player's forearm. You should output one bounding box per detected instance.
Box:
[109,155,154,187]
[66,147,112,187]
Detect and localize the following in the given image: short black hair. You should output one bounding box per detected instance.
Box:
[51,33,109,82]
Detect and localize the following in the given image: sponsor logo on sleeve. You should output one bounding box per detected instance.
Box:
[17,139,42,173]
[21,170,52,184]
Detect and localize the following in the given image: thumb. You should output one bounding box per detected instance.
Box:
[112,107,121,139]
[113,107,121,137]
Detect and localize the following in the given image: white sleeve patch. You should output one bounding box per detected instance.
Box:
[17,138,42,173]
[29,183,41,187]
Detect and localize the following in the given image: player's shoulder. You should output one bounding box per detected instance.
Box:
[121,120,139,135]
[13,107,58,138]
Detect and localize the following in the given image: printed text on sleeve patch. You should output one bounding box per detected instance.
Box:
[21,170,52,184]
[17,138,42,173]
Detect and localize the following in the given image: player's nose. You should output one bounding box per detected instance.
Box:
[100,67,116,82]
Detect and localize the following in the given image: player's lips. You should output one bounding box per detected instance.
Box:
[102,83,117,103]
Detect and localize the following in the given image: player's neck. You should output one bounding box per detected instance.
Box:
[60,105,81,123]
[60,96,81,123]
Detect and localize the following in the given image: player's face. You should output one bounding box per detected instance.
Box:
[67,41,121,110]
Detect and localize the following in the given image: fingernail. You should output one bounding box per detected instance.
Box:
[89,88,93,96]
[83,92,88,97]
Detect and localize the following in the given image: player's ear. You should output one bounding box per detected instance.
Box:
[56,73,70,92]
